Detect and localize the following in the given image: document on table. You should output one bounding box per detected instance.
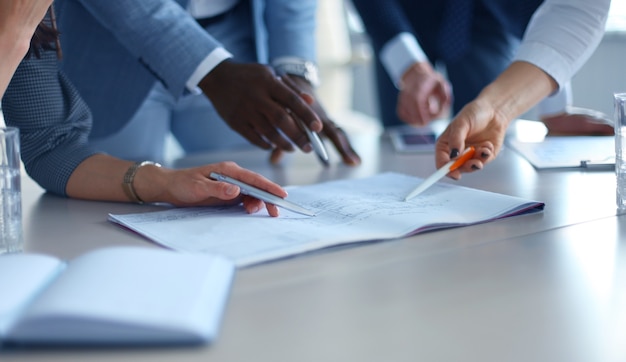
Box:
[507,136,615,169]
[109,172,544,267]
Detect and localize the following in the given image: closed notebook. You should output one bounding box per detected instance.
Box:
[0,246,234,346]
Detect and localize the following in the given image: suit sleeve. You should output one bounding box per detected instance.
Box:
[264,0,317,62]
[66,0,222,97]
[351,0,415,54]
[1,51,100,196]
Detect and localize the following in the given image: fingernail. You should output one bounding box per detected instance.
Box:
[225,185,238,196]
[250,205,260,214]
[450,148,460,158]
[302,144,312,152]
[471,165,480,170]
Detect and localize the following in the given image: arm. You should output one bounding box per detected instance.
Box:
[0,0,52,96]
[351,0,451,125]
[67,156,285,216]
[435,61,556,178]
[434,0,611,177]
[2,49,285,216]
[62,0,319,154]
[264,0,361,165]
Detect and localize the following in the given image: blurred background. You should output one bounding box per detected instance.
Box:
[2,0,626,158]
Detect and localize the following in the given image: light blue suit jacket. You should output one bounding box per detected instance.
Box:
[54,0,317,139]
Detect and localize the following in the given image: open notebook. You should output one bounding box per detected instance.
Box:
[0,247,234,346]
[109,172,544,267]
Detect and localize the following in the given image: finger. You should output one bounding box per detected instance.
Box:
[428,96,441,117]
[269,148,284,165]
[476,143,495,163]
[279,75,315,105]
[265,203,280,217]
[242,196,264,214]
[397,93,424,125]
[235,123,274,150]
[322,122,361,166]
[283,111,314,152]
[213,161,288,198]
[417,90,437,125]
[271,80,322,132]
[203,179,241,201]
[242,194,279,217]
[254,107,297,151]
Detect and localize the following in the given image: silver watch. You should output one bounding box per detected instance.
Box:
[274,60,320,87]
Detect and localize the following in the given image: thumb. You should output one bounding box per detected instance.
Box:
[269,148,283,165]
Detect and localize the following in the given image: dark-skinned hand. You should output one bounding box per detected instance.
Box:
[270,74,362,166]
[199,60,321,153]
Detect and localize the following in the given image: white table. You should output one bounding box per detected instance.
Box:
[6,132,625,362]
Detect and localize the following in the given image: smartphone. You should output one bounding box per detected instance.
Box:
[388,127,437,153]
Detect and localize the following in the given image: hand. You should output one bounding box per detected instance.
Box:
[434,99,502,180]
[270,75,362,166]
[397,62,452,126]
[141,161,286,216]
[541,107,614,136]
[68,155,287,217]
[435,61,558,179]
[199,60,322,153]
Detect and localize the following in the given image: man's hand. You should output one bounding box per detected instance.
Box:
[541,107,614,136]
[270,74,362,166]
[199,60,322,153]
[397,62,452,126]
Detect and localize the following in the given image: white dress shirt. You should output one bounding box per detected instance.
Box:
[379,0,611,115]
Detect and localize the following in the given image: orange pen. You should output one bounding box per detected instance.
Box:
[403,146,476,201]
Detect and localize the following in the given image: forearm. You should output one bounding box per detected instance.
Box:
[477,61,557,123]
[0,30,32,96]
[66,154,137,202]
[0,0,53,96]
[515,0,610,89]
[66,154,286,218]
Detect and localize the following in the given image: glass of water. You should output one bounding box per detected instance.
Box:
[0,127,22,254]
[615,93,626,210]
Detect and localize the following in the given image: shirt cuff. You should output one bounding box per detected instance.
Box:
[380,32,428,89]
[186,47,233,94]
[514,41,571,91]
[537,82,572,116]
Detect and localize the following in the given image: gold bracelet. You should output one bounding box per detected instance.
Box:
[122,161,161,204]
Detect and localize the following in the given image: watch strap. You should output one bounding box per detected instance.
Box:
[122,161,162,204]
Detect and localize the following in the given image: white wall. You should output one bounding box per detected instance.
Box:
[571,32,626,117]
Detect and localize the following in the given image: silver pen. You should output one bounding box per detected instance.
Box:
[295,117,330,167]
[276,70,330,166]
[209,172,316,217]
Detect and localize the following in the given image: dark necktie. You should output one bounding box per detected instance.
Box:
[437,0,474,63]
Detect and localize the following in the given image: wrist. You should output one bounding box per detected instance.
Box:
[123,161,164,204]
[400,61,434,89]
[479,61,557,122]
[273,57,320,87]
[198,59,231,95]
[0,31,31,64]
